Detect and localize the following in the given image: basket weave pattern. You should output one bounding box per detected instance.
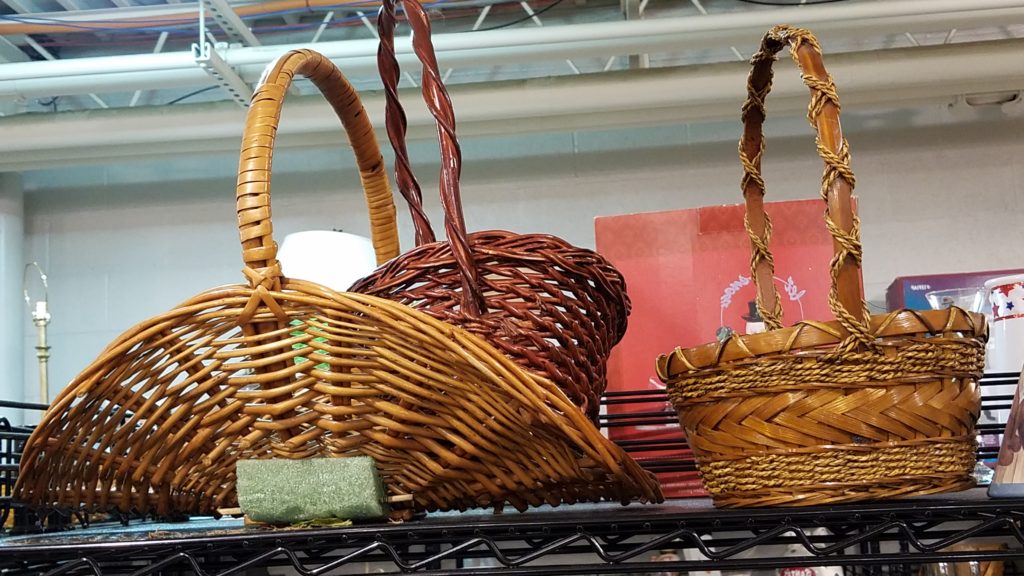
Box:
[657,26,986,507]
[349,0,629,422]
[352,231,629,423]
[16,50,661,517]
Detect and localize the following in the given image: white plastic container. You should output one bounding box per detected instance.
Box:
[985,273,1024,373]
[277,230,377,292]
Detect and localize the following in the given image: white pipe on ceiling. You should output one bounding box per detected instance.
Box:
[1,0,1020,34]
[2,70,211,97]
[0,39,1022,171]
[0,0,1021,99]
[0,0,508,32]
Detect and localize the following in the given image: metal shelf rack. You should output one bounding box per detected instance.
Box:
[0,373,1019,575]
[2,490,1023,575]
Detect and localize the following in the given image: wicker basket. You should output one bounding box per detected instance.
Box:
[15,50,661,518]
[348,0,628,423]
[655,26,987,508]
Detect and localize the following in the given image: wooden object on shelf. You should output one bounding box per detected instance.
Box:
[920,544,1006,576]
[15,49,660,518]
[990,369,1024,496]
[657,25,987,508]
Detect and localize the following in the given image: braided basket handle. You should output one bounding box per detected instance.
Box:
[236,49,400,292]
[376,0,487,316]
[741,25,871,345]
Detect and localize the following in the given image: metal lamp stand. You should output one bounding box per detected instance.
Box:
[23,262,49,406]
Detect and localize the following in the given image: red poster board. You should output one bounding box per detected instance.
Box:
[595,199,860,497]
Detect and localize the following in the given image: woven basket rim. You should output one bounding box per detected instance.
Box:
[708,477,977,507]
[690,434,974,463]
[657,307,986,381]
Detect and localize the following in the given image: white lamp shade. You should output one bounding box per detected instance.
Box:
[277,231,377,292]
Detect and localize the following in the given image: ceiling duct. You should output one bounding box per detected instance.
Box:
[0,0,1021,100]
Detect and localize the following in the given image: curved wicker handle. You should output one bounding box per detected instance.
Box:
[376,0,486,316]
[236,49,400,291]
[741,25,871,345]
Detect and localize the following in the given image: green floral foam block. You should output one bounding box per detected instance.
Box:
[235,457,387,523]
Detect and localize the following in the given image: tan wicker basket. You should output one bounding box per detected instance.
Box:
[16,49,661,518]
[656,25,987,508]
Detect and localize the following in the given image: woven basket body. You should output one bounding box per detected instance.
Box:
[656,26,987,508]
[15,50,661,518]
[348,0,628,422]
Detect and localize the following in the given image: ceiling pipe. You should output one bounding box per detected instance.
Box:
[1,39,1022,171]
[0,0,1021,36]
[0,0,377,34]
[0,0,1022,100]
[0,0,531,35]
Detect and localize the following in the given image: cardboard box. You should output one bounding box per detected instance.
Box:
[886,269,1024,311]
[595,199,859,497]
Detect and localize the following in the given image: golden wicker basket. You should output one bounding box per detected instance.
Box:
[656,25,987,508]
[16,50,661,518]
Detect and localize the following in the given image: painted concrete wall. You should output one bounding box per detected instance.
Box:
[18,110,1022,403]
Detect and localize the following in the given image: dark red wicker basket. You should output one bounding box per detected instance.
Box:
[351,0,630,422]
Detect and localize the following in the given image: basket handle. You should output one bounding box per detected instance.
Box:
[741,25,871,346]
[236,49,400,292]
[376,0,487,316]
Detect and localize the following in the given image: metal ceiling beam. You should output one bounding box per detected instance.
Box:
[129,30,168,107]
[21,36,109,109]
[1,0,37,13]
[191,2,253,106]
[621,0,648,69]
[0,0,509,35]
[201,0,261,47]
[192,41,251,106]
[689,0,743,61]
[0,0,220,31]
[0,38,1022,170]
[0,37,28,63]
[310,10,335,43]
[0,0,1021,36]
[57,0,192,18]
[56,0,88,10]
[517,1,581,74]
[1,0,1023,100]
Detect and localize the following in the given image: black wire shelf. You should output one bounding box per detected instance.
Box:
[2,489,1023,575]
[0,373,1019,574]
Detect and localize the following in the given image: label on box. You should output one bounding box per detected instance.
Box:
[779,568,843,576]
[886,268,1024,311]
